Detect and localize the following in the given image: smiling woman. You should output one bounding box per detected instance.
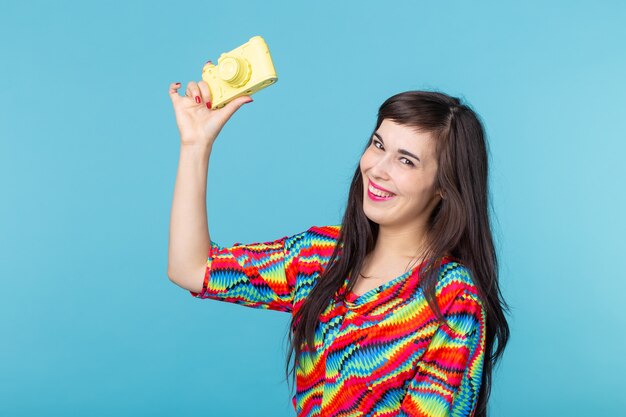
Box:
[168,83,510,417]
[284,91,511,417]
[360,120,442,236]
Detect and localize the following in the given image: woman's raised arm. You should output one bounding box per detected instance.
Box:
[166,80,252,291]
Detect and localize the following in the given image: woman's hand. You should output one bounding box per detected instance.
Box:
[168,79,253,148]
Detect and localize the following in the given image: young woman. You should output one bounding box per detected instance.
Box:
[167,80,510,417]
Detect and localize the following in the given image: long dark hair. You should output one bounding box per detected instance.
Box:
[284,90,510,416]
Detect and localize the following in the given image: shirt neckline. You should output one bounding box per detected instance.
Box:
[340,256,456,307]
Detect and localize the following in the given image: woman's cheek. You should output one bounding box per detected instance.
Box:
[360,150,375,170]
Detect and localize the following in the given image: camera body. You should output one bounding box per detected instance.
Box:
[202,35,278,109]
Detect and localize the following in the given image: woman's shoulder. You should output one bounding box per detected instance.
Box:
[296,224,342,245]
[305,224,341,237]
[280,225,340,274]
[289,224,342,259]
[435,259,480,299]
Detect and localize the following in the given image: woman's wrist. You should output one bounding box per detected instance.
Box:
[180,142,213,159]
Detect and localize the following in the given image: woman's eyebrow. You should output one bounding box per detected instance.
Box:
[373,132,421,162]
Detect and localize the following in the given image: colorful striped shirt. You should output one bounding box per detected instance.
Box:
[189,225,486,417]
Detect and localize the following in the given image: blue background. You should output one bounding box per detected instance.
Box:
[1,0,624,415]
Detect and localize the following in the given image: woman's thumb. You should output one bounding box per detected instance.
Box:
[216,96,253,123]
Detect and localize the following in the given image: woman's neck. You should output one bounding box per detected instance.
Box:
[373,224,428,260]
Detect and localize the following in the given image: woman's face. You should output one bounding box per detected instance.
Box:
[360,119,442,231]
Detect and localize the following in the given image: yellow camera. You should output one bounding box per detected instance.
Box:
[202,35,278,109]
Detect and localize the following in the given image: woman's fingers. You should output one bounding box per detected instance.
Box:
[185,81,203,104]
[198,80,212,109]
[168,82,182,102]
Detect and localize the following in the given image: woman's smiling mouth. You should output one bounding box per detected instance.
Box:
[367,180,397,201]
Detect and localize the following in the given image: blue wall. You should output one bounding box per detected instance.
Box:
[1,0,624,415]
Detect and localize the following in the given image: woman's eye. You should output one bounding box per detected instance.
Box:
[372,139,414,166]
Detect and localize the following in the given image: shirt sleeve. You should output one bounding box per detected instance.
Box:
[397,288,486,417]
[188,227,310,313]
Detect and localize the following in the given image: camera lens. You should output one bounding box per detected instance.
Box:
[218,57,250,87]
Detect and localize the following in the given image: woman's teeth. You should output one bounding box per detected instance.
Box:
[368,183,395,198]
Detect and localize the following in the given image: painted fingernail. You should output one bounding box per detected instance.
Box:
[195,96,201,104]
[175,82,180,85]
[206,101,212,109]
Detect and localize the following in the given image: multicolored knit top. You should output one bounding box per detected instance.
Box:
[189,225,486,417]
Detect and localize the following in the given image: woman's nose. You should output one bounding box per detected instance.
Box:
[370,155,392,179]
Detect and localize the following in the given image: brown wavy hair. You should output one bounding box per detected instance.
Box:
[284,90,511,416]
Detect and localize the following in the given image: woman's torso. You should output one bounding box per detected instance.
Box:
[291,226,470,416]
